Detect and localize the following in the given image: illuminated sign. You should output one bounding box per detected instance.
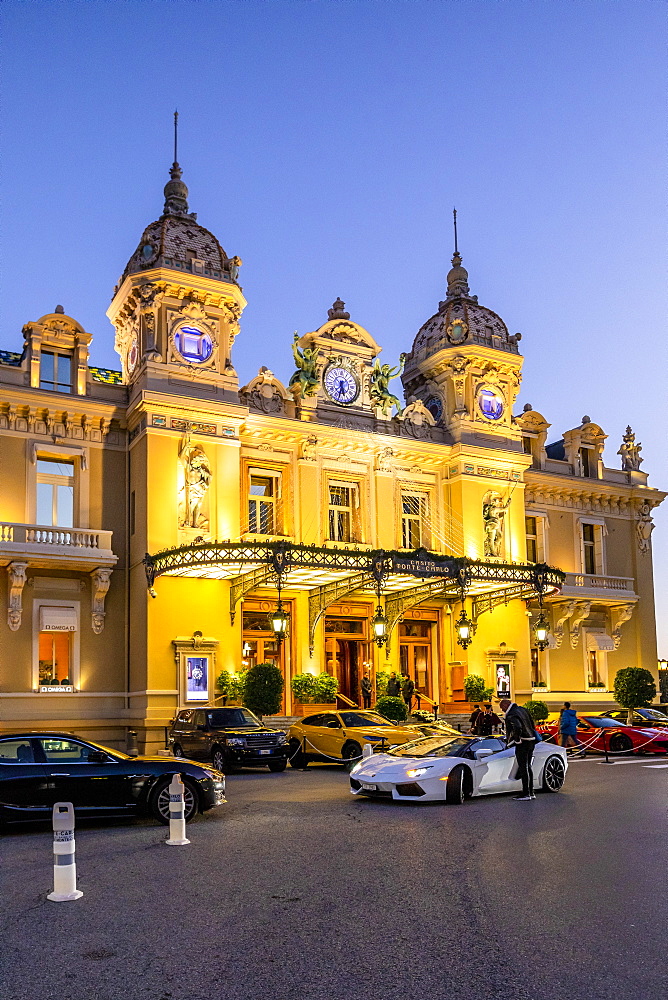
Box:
[186,656,209,702]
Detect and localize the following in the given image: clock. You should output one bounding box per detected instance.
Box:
[323,364,359,405]
[127,336,139,374]
[477,387,505,421]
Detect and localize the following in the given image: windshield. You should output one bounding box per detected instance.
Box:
[388,736,474,759]
[339,712,392,728]
[641,709,668,720]
[207,708,261,729]
[584,717,626,728]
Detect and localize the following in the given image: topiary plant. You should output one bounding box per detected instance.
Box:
[375,670,390,697]
[216,669,245,703]
[375,695,408,723]
[314,671,338,703]
[523,699,549,723]
[463,674,487,703]
[613,667,657,724]
[243,662,284,719]
[291,672,317,704]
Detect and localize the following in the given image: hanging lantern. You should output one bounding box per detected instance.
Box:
[533,612,550,651]
[455,607,474,650]
[371,605,389,647]
[269,602,289,642]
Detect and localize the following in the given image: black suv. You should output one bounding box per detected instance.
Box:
[169,707,289,772]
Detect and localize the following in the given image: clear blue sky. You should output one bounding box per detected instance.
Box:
[2,1,666,653]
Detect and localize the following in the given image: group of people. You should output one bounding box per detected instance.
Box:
[386,671,416,710]
[469,699,584,800]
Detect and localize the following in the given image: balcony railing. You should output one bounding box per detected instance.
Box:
[0,522,116,565]
[564,572,635,591]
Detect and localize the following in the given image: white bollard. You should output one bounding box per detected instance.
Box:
[47,802,83,902]
[363,742,373,758]
[165,773,190,846]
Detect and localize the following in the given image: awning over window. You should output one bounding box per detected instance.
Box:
[40,606,77,632]
[585,629,614,652]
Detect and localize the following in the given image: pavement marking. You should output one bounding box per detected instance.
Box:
[642,764,668,768]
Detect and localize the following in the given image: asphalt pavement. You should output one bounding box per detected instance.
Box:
[1,757,666,1000]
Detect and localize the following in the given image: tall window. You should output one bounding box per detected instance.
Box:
[328,483,354,542]
[401,493,427,549]
[582,523,596,574]
[588,650,602,686]
[40,352,72,393]
[525,516,538,563]
[248,475,276,534]
[36,459,74,527]
[579,447,595,478]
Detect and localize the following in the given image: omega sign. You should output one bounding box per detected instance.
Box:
[42,624,76,631]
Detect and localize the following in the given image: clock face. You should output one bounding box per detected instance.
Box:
[323,365,359,405]
[127,337,139,374]
[477,387,505,421]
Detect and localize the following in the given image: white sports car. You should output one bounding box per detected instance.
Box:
[349,734,568,804]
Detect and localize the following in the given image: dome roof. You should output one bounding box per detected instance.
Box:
[409,252,521,359]
[118,160,241,288]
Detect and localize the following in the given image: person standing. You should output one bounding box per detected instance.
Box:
[476,704,501,736]
[469,704,482,733]
[387,672,401,698]
[499,698,538,800]
[401,674,415,714]
[361,670,373,709]
[559,702,584,755]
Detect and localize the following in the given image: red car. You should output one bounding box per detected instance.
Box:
[536,715,668,756]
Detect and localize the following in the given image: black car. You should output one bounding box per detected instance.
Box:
[601,708,668,728]
[0,732,226,825]
[169,707,289,772]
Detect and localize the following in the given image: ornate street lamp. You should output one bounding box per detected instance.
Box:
[269,572,289,645]
[455,606,474,650]
[371,603,389,647]
[533,611,550,651]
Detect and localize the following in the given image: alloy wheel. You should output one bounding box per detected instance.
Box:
[543,755,565,791]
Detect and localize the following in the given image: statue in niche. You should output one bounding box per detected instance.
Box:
[482,491,511,558]
[178,442,212,529]
[289,334,319,397]
[636,501,654,553]
[369,354,406,417]
[618,426,643,471]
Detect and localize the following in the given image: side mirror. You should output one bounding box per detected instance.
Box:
[88,750,109,764]
[475,748,495,759]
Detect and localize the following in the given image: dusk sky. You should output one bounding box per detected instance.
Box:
[2,1,666,651]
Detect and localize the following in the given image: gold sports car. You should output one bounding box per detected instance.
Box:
[287,710,456,768]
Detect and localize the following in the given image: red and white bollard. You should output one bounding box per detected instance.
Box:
[363,743,373,758]
[47,802,83,902]
[165,773,190,846]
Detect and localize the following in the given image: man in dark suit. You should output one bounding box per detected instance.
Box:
[499,698,538,801]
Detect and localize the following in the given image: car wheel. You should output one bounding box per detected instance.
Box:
[609,733,633,754]
[172,743,184,758]
[288,739,308,769]
[268,760,287,772]
[445,765,468,805]
[150,778,198,825]
[211,747,227,773]
[342,742,362,771]
[542,754,566,792]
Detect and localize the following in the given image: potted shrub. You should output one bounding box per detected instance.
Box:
[463,674,487,704]
[242,662,284,720]
[375,695,408,724]
[523,699,549,724]
[613,667,657,725]
[216,668,245,705]
[291,671,339,715]
[375,670,390,698]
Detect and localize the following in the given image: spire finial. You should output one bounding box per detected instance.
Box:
[163,111,191,217]
[173,109,179,164]
[453,207,458,255]
[445,207,470,300]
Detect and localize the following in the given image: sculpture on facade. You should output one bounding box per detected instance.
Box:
[482,491,510,557]
[289,334,319,397]
[179,443,212,529]
[300,435,318,461]
[618,426,643,471]
[636,501,654,553]
[401,397,435,439]
[369,354,406,417]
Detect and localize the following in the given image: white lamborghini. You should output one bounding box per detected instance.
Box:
[349,733,568,804]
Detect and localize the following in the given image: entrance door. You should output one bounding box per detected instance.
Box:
[325,639,359,703]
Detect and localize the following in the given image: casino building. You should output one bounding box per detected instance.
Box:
[0,155,664,750]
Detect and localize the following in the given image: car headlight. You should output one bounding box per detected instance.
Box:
[405,766,433,778]
[276,732,287,744]
[349,762,364,775]
[226,738,245,747]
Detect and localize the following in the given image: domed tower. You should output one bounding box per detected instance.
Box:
[402,222,523,446]
[107,127,246,401]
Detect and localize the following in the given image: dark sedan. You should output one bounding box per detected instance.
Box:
[0,732,226,825]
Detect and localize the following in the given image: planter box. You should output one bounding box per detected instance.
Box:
[293,702,337,716]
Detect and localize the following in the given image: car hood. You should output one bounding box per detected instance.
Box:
[352,753,452,780]
[210,727,281,736]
